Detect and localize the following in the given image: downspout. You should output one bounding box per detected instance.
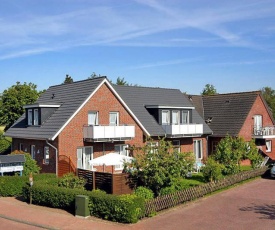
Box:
[46,140,58,177]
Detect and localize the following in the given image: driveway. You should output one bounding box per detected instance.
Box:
[0,177,274,230]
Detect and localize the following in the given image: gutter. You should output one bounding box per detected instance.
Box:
[46,140,58,177]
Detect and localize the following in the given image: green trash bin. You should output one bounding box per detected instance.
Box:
[75,195,89,218]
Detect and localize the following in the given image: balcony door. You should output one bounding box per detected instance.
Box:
[77,146,93,170]
[172,111,180,125]
[193,140,203,161]
[254,115,262,133]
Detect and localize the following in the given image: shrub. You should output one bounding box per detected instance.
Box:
[202,157,224,182]
[58,173,86,189]
[89,193,145,223]
[11,151,41,175]
[0,130,11,154]
[0,173,56,197]
[134,186,154,200]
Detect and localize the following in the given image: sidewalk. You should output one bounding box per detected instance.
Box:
[0,197,130,230]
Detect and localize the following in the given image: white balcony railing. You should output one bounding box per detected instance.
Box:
[162,124,203,136]
[253,126,275,138]
[83,125,135,141]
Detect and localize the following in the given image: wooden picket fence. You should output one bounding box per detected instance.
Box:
[143,167,268,217]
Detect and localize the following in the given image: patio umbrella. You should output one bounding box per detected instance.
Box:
[89,152,134,166]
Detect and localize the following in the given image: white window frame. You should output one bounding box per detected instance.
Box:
[194,140,203,160]
[109,112,119,126]
[172,110,180,125]
[182,111,189,124]
[31,145,35,159]
[172,140,180,153]
[34,109,39,125]
[44,146,50,165]
[77,146,93,170]
[266,140,272,153]
[28,109,33,125]
[114,144,129,170]
[88,111,98,126]
[162,110,170,125]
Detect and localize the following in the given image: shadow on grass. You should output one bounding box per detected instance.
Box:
[240,203,275,220]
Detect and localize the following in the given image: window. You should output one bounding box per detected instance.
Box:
[114,144,129,170]
[77,147,93,170]
[172,111,180,125]
[109,112,119,126]
[162,110,170,124]
[19,143,23,151]
[194,140,203,160]
[34,109,39,125]
[28,109,33,125]
[172,140,180,153]
[254,115,263,134]
[88,111,98,126]
[266,140,272,152]
[44,146,50,165]
[31,145,35,159]
[147,142,158,154]
[182,111,189,124]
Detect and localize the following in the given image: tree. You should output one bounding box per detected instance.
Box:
[201,84,217,95]
[261,87,275,119]
[124,138,195,196]
[213,135,262,176]
[0,82,41,131]
[116,77,129,85]
[63,74,74,84]
[88,72,102,79]
[0,130,11,154]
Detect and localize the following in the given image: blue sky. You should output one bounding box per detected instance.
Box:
[0,0,275,94]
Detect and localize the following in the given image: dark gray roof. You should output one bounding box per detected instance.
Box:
[191,91,261,137]
[114,85,212,136]
[0,154,25,164]
[5,77,106,140]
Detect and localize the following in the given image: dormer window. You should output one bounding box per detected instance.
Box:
[162,110,170,125]
[28,109,33,125]
[182,111,189,124]
[34,109,39,125]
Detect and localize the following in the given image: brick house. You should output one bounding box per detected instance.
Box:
[190,91,275,162]
[5,77,212,176]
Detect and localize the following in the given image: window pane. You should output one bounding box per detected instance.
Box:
[28,109,33,125]
[88,112,98,125]
[109,112,118,126]
[172,111,179,125]
[266,140,272,152]
[162,110,170,124]
[182,111,189,124]
[34,109,38,125]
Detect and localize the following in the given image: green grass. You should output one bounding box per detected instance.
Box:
[240,165,252,171]
[183,173,205,188]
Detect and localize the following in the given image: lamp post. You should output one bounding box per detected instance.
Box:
[29,172,33,204]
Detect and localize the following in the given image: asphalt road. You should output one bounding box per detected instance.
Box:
[0,177,274,230]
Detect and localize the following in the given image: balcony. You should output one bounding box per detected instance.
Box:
[162,124,203,137]
[252,126,275,139]
[83,125,135,142]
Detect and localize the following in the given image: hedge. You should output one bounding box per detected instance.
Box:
[21,183,145,223]
[0,173,56,197]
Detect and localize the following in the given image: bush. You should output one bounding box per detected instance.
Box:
[11,151,41,175]
[0,130,11,154]
[21,182,145,223]
[0,173,56,197]
[202,157,224,182]
[134,186,154,200]
[58,173,86,189]
[89,193,145,223]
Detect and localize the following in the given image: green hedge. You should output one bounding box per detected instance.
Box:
[89,193,145,223]
[22,183,145,223]
[0,174,56,197]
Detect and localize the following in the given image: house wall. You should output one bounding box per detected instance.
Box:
[57,82,145,173]
[239,94,275,160]
[12,138,57,173]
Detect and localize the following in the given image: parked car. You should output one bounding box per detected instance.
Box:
[270,164,275,178]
